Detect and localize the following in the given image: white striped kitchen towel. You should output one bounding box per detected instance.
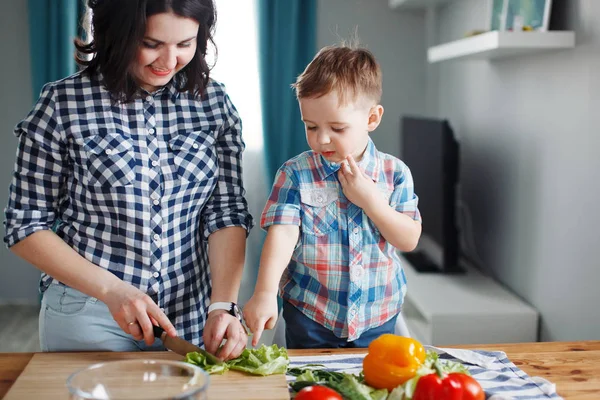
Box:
[287,346,562,399]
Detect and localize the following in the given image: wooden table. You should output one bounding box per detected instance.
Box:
[1,341,599,399]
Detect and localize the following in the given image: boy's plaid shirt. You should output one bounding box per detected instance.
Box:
[4,72,253,346]
[261,139,421,340]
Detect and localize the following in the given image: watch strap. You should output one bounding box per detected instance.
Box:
[207,301,234,314]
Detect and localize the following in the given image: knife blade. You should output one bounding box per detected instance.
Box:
[153,326,224,365]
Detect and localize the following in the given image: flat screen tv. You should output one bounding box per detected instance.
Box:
[400,116,463,274]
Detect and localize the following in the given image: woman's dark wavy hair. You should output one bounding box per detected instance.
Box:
[75,0,217,103]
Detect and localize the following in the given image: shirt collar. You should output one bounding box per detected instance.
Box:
[165,80,181,103]
[141,80,180,103]
[314,138,381,182]
[92,72,180,103]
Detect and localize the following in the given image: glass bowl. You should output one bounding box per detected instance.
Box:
[66,359,210,400]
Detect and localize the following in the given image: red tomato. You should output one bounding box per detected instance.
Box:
[294,385,343,400]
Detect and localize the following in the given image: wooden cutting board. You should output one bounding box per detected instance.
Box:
[4,351,290,399]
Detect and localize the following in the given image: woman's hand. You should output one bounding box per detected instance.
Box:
[102,280,177,345]
[243,291,279,347]
[203,310,248,361]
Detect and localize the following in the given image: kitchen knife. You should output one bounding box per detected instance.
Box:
[153,326,224,365]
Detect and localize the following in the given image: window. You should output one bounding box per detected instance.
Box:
[210,0,263,151]
[210,1,268,312]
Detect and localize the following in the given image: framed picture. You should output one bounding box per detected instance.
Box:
[489,0,553,32]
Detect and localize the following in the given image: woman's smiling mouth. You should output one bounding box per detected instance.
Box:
[149,66,172,76]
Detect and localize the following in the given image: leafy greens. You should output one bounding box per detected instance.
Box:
[184,344,289,376]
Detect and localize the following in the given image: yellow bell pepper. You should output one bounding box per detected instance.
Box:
[362,334,426,391]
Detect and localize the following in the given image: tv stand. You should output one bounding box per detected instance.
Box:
[400,253,539,345]
[403,251,465,274]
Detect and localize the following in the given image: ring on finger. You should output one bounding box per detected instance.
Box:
[127,321,137,326]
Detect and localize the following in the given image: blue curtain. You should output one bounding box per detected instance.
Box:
[257,0,317,179]
[28,0,85,100]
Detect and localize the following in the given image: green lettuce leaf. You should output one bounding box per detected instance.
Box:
[184,344,289,376]
[229,344,289,376]
[184,352,228,375]
[289,366,387,400]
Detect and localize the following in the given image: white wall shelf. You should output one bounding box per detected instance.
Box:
[389,0,452,9]
[428,30,575,63]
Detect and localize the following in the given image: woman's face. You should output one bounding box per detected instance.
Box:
[132,11,200,93]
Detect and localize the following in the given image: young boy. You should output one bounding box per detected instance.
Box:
[243,45,422,348]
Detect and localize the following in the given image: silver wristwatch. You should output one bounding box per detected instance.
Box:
[207,301,242,321]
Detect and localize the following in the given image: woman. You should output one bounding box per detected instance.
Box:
[3,0,252,360]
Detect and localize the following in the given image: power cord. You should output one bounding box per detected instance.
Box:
[456,198,491,276]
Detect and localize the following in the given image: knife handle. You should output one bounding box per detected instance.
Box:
[153,325,165,339]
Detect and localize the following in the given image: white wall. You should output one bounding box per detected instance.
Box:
[436,0,600,340]
[317,0,427,158]
[0,0,41,304]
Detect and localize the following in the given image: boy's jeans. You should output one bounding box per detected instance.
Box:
[283,301,398,349]
[39,283,166,352]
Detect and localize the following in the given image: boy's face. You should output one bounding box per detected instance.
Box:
[299,91,383,163]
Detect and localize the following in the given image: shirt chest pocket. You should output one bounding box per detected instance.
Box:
[299,187,340,236]
[367,184,395,237]
[83,133,136,187]
[378,184,394,205]
[168,130,218,183]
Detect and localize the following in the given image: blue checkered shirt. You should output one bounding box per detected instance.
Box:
[4,72,253,345]
[261,139,421,341]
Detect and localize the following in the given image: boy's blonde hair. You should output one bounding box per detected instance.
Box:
[292,44,382,106]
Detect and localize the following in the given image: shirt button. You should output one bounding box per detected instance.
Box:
[148,128,155,135]
[153,233,160,241]
[153,272,159,278]
[105,149,113,155]
[146,96,152,102]
[192,143,199,149]
[151,160,159,167]
[353,227,360,235]
[153,199,160,206]
[352,266,364,281]
[349,308,357,318]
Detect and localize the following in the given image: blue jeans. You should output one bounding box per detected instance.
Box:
[39,284,166,352]
[283,301,398,349]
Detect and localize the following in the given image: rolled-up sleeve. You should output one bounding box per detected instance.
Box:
[4,83,67,247]
[391,163,421,222]
[261,166,301,229]
[202,90,254,238]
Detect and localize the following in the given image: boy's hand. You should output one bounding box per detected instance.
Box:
[338,155,385,211]
[242,291,279,347]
